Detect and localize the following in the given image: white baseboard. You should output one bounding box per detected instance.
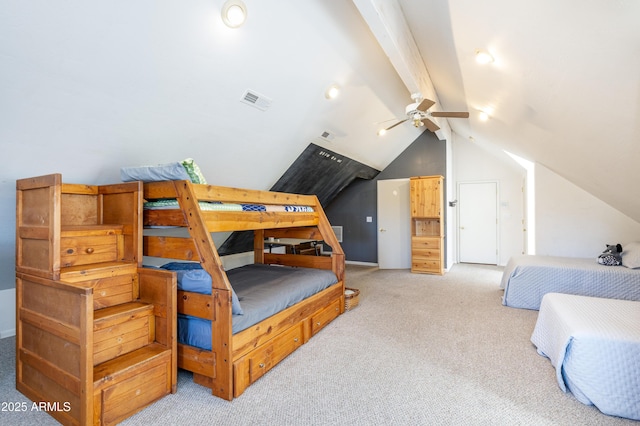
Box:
[1,328,16,339]
[345,260,379,267]
[0,288,16,338]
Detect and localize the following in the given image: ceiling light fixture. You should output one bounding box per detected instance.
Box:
[222,0,247,28]
[325,84,340,100]
[412,113,424,127]
[475,49,494,65]
[477,106,494,122]
[377,128,387,136]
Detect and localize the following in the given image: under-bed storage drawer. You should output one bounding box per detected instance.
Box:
[311,298,341,336]
[248,322,304,384]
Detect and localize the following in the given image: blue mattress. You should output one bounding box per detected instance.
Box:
[174,263,339,350]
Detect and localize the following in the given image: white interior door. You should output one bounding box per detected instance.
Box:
[458,181,498,264]
[377,179,411,269]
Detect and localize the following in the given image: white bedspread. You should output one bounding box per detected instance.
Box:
[500,255,640,310]
[531,293,640,420]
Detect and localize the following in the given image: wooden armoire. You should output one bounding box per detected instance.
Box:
[410,175,444,274]
[15,173,177,425]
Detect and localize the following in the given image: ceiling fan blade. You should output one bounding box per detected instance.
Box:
[430,111,470,118]
[384,118,408,131]
[416,98,435,112]
[422,118,440,132]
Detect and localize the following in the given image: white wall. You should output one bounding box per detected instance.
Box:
[453,139,640,264]
[535,164,640,257]
[453,137,526,266]
[0,289,16,338]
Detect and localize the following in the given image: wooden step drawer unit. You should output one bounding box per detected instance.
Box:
[15,174,177,426]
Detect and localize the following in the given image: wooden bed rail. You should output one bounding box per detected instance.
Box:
[144,180,318,206]
[143,180,345,282]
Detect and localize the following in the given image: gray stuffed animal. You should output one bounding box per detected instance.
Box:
[598,243,623,266]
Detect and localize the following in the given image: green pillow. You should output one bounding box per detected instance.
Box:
[181,158,207,184]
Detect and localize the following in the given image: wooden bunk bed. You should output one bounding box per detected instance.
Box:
[143,180,346,400]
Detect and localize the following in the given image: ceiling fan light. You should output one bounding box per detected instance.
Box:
[222,0,247,28]
[475,49,494,65]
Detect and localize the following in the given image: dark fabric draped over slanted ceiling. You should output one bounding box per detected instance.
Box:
[218,143,379,255]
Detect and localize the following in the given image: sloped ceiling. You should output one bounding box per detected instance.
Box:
[1,0,639,221]
[363,0,640,222]
[0,1,427,191]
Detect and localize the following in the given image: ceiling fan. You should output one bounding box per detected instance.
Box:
[381,93,469,134]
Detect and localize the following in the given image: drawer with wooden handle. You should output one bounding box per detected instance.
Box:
[411,248,441,261]
[411,237,441,250]
[60,235,120,267]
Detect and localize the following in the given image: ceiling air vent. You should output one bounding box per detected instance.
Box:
[240,89,272,111]
[319,130,335,141]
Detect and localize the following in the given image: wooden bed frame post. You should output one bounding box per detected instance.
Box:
[172,180,234,400]
[314,197,345,284]
[254,229,265,264]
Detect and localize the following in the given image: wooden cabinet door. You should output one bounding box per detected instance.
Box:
[410,177,442,217]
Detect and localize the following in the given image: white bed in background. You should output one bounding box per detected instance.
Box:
[500,255,640,310]
[531,293,640,421]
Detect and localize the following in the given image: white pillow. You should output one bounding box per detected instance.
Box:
[621,242,640,268]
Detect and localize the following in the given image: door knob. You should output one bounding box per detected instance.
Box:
[379,228,387,232]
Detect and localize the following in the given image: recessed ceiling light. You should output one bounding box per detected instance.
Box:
[377,128,387,136]
[325,84,340,100]
[222,0,247,28]
[478,106,494,121]
[475,49,494,65]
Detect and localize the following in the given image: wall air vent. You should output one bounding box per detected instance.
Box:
[331,225,343,243]
[240,89,272,111]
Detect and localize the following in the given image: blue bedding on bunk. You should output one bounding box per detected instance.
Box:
[173,263,339,349]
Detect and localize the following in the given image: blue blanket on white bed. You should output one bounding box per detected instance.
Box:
[531,293,640,420]
[500,255,640,310]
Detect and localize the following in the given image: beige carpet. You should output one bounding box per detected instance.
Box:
[1,263,636,425]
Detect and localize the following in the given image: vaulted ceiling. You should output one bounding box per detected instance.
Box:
[1,0,639,223]
[357,0,640,221]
